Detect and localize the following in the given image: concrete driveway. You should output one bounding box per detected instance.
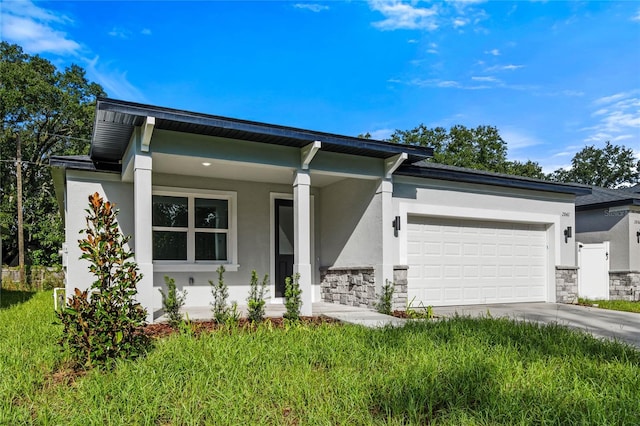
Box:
[433,303,640,348]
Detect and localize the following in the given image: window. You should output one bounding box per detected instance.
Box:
[152,188,236,269]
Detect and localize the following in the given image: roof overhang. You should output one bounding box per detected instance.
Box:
[90,97,433,165]
[396,163,592,196]
[576,198,640,211]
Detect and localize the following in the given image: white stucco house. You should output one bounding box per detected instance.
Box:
[51,98,590,322]
[575,184,640,301]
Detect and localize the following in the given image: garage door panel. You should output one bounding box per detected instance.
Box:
[408,216,547,306]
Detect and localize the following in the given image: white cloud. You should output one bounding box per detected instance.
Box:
[369,0,439,30]
[453,17,468,28]
[582,91,640,144]
[141,28,152,36]
[108,27,131,39]
[485,48,500,56]
[1,1,80,55]
[485,64,524,72]
[407,39,418,43]
[293,3,329,12]
[85,56,148,102]
[369,0,489,32]
[471,76,500,83]
[632,9,640,22]
[1,0,146,103]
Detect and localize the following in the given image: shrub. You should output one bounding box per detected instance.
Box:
[247,271,268,323]
[159,275,187,327]
[284,273,302,321]
[375,280,395,315]
[58,192,149,368]
[210,265,230,324]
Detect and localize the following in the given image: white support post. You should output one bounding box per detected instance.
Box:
[293,170,313,316]
[134,154,154,323]
[377,178,394,291]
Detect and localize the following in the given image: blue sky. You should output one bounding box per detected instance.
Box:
[2,0,639,172]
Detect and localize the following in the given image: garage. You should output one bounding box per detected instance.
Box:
[407,216,548,306]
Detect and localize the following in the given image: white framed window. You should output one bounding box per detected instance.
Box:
[152,187,238,271]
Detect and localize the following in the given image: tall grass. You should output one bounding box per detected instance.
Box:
[580,298,640,313]
[0,290,60,424]
[1,291,639,425]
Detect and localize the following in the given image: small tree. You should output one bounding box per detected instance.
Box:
[58,193,149,368]
[375,280,395,315]
[210,265,230,324]
[247,271,268,323]
[283,273,302,321]
[159,275,187,327]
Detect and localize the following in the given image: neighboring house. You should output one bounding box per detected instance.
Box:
[575,184,640,301]
[51,98,590,322]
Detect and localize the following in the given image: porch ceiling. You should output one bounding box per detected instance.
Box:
[152,153,346,187]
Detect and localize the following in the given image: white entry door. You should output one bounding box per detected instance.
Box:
[407,216,548,306]
[578,242,610,300]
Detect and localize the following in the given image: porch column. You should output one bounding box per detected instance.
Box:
[377,178,394,290]
[134,153,154,323]
[293,170,313,316]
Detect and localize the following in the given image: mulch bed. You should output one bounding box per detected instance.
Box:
[143,316,338,339]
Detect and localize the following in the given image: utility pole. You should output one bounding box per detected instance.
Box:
[16,134,25,285]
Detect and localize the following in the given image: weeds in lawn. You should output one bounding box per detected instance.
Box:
[405,297,434,319]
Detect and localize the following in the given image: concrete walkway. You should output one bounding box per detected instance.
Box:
[156,302,405,328]
[433,302,640,348]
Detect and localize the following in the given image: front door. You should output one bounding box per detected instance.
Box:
[275,199,294,298]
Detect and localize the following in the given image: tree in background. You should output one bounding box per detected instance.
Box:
[386,124,545,179]
[0,42,105,266]
[548,141,639,188]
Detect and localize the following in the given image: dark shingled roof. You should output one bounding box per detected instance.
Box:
[87,97,433,165]
[575,184,640,210]
[396,161,591,196]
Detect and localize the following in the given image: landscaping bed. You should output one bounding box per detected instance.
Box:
[144,316,338,339]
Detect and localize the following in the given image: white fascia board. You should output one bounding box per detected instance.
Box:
[384,152,408,179]
[301,141,321,170]
[140,116,156,153]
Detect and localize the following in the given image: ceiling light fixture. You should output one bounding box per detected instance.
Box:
[202,162,211,167]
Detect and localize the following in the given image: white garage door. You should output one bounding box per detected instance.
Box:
[407,216,548,306]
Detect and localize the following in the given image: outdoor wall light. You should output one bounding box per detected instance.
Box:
[637,230,640,244]
[564,226,572,243]
[393,216,401,237]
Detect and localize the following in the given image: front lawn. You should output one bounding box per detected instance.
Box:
[579,298,640,314]
[2,290,639,425]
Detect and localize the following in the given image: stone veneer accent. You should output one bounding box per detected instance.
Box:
[320,267,376,308]
[320,265,410,310]
[392,265,409,311]
[609,271,640,301]
[556,266,578,304]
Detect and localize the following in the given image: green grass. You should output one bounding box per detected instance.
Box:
[579,298,640,313]
[2,290,640,425]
